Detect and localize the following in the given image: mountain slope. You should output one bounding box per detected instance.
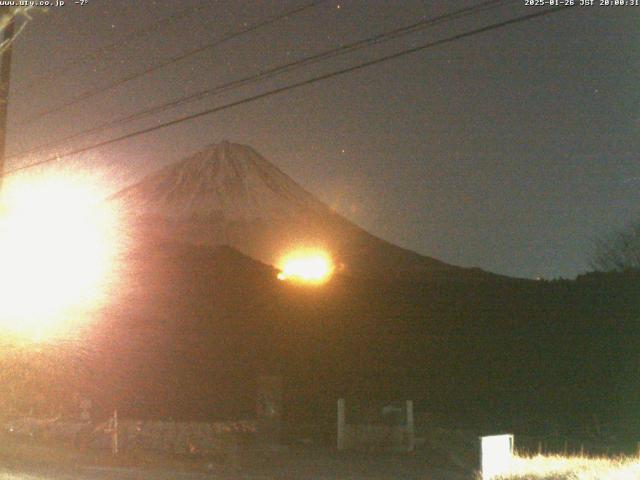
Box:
[111,141,494,281]
[83,242,640,430]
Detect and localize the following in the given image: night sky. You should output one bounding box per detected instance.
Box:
[5,0,639,279]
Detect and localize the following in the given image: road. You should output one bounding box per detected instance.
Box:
[1,448,472,479]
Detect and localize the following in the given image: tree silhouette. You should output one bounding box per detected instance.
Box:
[591,223,640,272]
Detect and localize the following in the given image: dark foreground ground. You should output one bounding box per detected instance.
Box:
[0,445,472,480]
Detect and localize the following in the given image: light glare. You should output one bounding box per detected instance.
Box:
[277,249,334,284]
[0,172,121,341]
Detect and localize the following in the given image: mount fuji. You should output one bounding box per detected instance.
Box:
[111,141,494,281]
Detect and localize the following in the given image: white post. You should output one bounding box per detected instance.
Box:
[406,400,415,452]
[480,434,514,479]
[337,398,346,450]
[112,409,119,456]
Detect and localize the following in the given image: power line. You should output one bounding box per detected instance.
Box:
[3,5,574,179]
[9,0,514,161]
[22,2,217,90]
[18,0,327,126]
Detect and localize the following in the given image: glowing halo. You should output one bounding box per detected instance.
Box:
[276,249,334,284]
[0,171,122,342]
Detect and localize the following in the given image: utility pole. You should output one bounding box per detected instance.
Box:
[0,7,14,190]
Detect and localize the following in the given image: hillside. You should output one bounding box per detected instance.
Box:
[68,241,640,438]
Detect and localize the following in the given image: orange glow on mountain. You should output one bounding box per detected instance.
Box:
[277,249,334,284]
[0,172,122,342]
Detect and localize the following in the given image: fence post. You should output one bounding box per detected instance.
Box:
[112,409,118,456]
[406,400,415,452]
[256,375,283,445]
[337,398,346,450]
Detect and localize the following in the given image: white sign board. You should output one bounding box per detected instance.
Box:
[481,434,514,479]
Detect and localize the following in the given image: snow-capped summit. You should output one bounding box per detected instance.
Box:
[113,141,328,222]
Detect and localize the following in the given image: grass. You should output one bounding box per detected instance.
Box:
[491,452,640,480]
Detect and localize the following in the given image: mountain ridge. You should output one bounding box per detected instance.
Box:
[111,141,501,281]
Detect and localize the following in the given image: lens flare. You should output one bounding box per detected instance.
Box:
[0,172,121,341]
[277,249,334,284]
